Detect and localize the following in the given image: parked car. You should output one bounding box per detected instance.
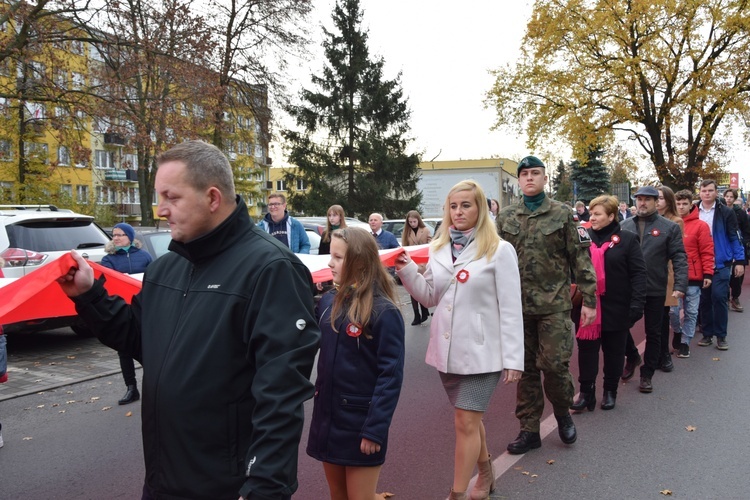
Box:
[306,229,321,255]
[295,216,370,237]
[0,204,111,335]
[133,229,173,259]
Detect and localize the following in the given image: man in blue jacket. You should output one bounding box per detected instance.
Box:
[696,179,745,351]
[259,193,311,253]
[368,213,400,249]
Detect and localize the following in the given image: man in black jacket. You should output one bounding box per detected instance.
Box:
[58,141,320,500]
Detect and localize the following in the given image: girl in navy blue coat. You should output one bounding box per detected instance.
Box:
[307,227,405,499]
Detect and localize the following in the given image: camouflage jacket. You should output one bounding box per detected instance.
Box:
[497,196,597,315]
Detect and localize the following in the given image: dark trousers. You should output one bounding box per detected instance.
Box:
[119,352,137,387]
[660,306,672,356]
[577,328,629,392]
[411,297,429,321]
[700,266,731,339]
[625,296,664,379]
[730,262,745,299]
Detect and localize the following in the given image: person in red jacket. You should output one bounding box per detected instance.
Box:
[671,190,715,358]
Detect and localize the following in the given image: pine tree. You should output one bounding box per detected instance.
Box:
[569,147,610,203]
[281,0,421,218]
[551,159,572,203]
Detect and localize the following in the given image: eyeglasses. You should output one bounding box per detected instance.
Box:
[112,233,127,238]
[268,202,283,208]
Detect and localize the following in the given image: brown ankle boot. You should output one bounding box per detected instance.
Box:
[470,454,495,500]
[450,489,468,500]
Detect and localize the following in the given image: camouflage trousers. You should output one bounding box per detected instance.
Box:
[515,311,575,432]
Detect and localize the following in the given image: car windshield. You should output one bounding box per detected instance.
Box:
[6,220,109,252]
[144,233,173,258]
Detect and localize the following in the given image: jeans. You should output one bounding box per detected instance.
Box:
[625,296,664,379]
[700,266,731,339]
[669,285,701,344]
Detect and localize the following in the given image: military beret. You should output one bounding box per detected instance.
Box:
[517,155,545,175]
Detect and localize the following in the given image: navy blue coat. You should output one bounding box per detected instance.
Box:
[307,290,405,466]
[101,241,153,274]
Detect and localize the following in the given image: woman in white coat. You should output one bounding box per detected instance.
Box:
[395,180,524,500]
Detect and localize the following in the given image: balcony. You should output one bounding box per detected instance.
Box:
[104,169,138,182]
[104,133,126,146]
[117,203,141,217]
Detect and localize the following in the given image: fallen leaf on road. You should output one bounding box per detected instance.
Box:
[531,474,538,478]
[66,391,73,394]
[126,411,133,417]
[37,405,45,408]
[23,437,33,441]
[522,471,530,476]
[66,400,76,404]
[513,466,523,470]
[59,410,66,414]
[547,460,555,465]
[91,397,100,401]
[376,492,394,499]
[685,426,696,432]
[102,406,112,411]
[660,489,673,495]
[67,356,76,359]
[52,403,59,407]
[48,362,56,365]
[712,357,720,361]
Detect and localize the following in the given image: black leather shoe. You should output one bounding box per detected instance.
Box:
[621,353,642,380]
[639,377,653,393]
[555,414,577,444]
[571,392,596,412]
[118,385,140,405]
[659,353,674,372]
[601,390,616,410]
[507,431,542,454]
[411,317,421,326]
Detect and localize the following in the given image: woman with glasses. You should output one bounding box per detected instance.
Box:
[395,180,524,500]
[101,223,153,405]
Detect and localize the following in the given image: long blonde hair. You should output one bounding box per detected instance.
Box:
[432,180,499,260]
[329,227,399,333]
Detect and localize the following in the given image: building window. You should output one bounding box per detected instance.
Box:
[255,144,264,159]
[71,72,85,90]
[0,181,13,201]
[57,146,70,166]
[95,149,113,169]
[25,102,45,120]
[96,186,115,204]
[122,153,138,169]
[276,180,287,191]
[296,179,306,190]
[0,140,12,161]
[76,185,89,204]
[24,142,48,163]
[71,40,84,55]
[124,187,140,204]
[60,184,73,199]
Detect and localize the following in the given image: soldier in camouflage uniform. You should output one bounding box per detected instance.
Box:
[497,156,597,454]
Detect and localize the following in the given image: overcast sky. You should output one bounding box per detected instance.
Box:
[275,0,750,188]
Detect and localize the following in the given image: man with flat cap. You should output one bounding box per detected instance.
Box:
[497,155,597,454]
[620,186,687,393]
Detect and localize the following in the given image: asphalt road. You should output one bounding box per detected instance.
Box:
[2,288,750,499]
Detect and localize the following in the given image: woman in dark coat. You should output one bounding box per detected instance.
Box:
[572,195,647,411]
[100,223,153,405]
[307,227,405,498]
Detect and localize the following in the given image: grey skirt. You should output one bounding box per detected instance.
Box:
[439,371,502,412]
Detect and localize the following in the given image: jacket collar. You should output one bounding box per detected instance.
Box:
[433,239,478,272]
[516,195,551,215]
[589,220,620,246]
[168,196,251,264]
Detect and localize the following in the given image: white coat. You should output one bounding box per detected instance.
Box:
[397,239,524,375]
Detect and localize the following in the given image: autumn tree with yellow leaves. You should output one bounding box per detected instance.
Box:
[487,0,750,190]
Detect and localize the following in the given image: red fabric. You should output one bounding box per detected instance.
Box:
[682,208,715,281]
[576,240,611,341]
[0,253,142,325]
[0,246,434,325]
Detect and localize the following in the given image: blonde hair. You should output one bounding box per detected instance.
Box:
[322,204,347,244]
[432,180,499,260]
[329,227,399,334]
[588,195,619,217]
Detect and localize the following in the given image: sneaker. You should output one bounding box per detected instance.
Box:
[717,338,729,350]
[730,298,744,312]
[677,343,690,358]
[697,336,713,347]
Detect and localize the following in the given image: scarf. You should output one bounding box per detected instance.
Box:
[523,192,546,211]
[115,244,132,252]
[449,227,474,261]
[576,239,611,341]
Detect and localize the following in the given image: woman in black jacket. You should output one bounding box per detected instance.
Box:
[724,189,749,311]
[572,195,647,411]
